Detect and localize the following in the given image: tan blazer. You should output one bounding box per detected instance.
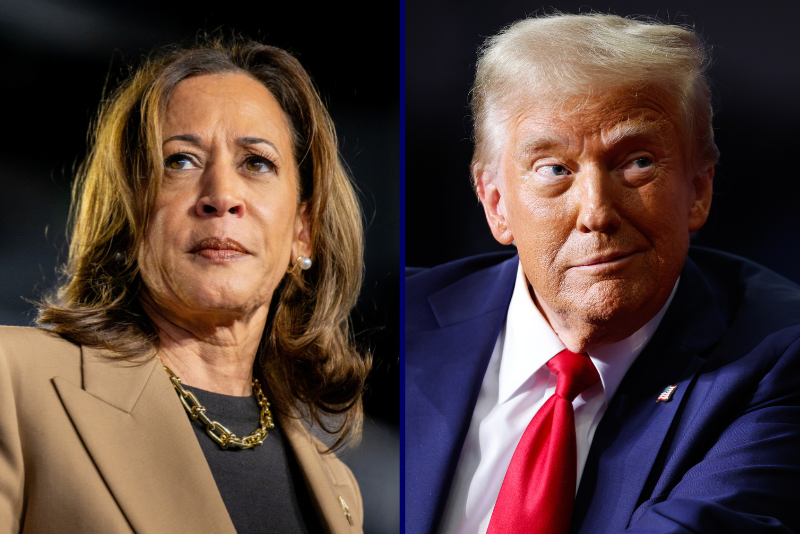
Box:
[0,326,362,534]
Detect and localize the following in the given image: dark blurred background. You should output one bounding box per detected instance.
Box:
[0,1,398,532]
[406,0,800,286]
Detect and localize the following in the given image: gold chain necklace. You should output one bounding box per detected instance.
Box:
[163,366,275,450]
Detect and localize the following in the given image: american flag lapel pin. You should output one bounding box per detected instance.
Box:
[657,385,678,402]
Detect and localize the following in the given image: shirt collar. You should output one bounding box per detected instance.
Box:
[498,261,679,404]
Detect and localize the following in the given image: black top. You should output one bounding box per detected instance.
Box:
[182,385,322,534]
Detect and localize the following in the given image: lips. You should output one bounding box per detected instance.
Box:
[189,237,248,260]
[574,249,640,268]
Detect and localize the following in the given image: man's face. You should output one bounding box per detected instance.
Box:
[476,86,713,351]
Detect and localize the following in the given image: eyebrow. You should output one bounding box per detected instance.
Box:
[239,137,281,156]
[514,133,570,157]
[162,135,282,157]
[163,134,201,144]
[601,119,669,146]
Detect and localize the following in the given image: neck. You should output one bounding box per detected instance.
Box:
[142,298,268,397]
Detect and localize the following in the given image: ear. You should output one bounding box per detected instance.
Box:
[291,202,312,260]
[474,163,514,245]
[688,164,714,232]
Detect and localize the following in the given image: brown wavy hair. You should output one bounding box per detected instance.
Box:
[37,37,370,449]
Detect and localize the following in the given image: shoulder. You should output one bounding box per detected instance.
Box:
[318,446,362,528]
[673,247,800,386]
[280,414,364,531]
[0,325,80,354]
[406,251,518,296]
[309,430,361,501]
[689,246,800,294]
[406,252,518,331]
[0,326,82,387]
[688,247,800,333]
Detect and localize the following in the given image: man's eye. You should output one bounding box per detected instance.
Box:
[629,156,653,169]
[164,154,195,170]
[539,165,570,177]
[244,156,276,173]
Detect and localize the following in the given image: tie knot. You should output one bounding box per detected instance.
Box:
[546,349,600,402]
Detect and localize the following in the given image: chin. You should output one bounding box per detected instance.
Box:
[570,279,659,326]
[192,290,259,311]
[175,278,260,311]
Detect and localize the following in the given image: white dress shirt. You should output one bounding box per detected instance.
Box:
[438,262,678,534]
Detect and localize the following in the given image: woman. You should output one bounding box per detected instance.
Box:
[0,38,368,533]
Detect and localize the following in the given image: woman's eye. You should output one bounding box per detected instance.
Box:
[244,156,276,174]
[164,154,195,170]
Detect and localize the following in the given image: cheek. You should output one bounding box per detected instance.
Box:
[506,190,573,297]
[635,181,692,250]
[508,185,572,262]
[138,212,175,291]
[246,190,300,273]
[138,188,198,281]
[143,194,185,254]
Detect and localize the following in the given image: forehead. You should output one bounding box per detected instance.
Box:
[510,85,681,152]
[164,73,292,149]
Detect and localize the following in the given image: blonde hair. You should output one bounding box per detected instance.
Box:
[38,38,369,448]
[471,13,719,177]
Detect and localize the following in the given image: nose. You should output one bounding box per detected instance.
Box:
[195,162,246,217]
[575,165,622,233]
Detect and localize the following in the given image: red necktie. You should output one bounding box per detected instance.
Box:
[487,349,600,534]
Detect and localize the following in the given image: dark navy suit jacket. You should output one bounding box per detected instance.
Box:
[406,247,800,534]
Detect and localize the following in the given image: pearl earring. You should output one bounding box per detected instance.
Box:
[297,256,312,270]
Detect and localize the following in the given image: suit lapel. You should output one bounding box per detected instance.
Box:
[53,346,235,533]
[572,258,728,534]
[281,415,361,534]
[405,256,518,534]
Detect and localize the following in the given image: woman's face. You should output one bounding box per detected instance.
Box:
[139,72,310,328]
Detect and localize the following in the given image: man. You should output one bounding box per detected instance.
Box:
[406,13,800,534]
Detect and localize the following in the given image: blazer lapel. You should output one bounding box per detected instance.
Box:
[572,258,728,534]
[53,346,235,533]
[405,255,518,534]
[281,415,361,534]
